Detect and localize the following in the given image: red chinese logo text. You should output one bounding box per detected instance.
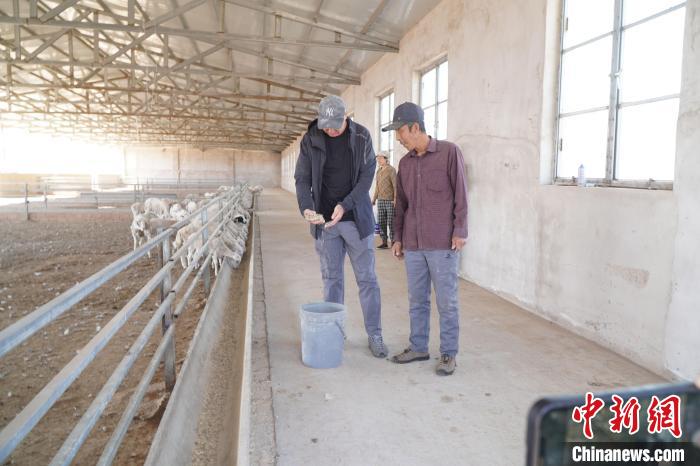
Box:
[572,392,683,439]
[647,394,682,438]
[572,392,605,439]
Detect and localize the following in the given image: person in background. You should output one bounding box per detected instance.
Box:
[372,151,397,250]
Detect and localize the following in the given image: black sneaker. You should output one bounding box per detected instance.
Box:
[377,243,389,249]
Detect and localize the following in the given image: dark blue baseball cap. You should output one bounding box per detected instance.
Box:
[381,102,424,132]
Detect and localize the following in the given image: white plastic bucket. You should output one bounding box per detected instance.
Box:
[299,302,347,368]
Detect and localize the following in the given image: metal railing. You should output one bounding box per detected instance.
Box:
[0,178,236,197]
[0,184,254,464]
[0,177,242,219]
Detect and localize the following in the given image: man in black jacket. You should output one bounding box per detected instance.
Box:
[294,95,387,358]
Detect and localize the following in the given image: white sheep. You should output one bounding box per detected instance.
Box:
[185,200,198,214]
[144,198,171,219]
[210,235,243,275]
[173,220,203,269]
[130,202,144,219]
[169,203,188,221]
[130,213,158,258]
[130,214,176,259]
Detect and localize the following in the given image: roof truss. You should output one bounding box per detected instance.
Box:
[0,0,399,149]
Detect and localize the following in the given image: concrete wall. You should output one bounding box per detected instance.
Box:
[665,0,700,379]
[279,0,700,379]
[125,146,280,187]
[281,136,302,193]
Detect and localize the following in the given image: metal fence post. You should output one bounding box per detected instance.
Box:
[24,183,29,221]
[159,231,176,391]
[201,208,210,295]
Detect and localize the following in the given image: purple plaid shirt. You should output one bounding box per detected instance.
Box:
[393,137,468,251]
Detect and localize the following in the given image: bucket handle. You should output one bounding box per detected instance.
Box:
[335,321,347,340]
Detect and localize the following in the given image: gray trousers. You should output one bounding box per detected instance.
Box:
[404,250,460,356]
[314,221,382,336]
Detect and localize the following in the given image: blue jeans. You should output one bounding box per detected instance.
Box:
[404,249,460,356]
[314,221,382,336]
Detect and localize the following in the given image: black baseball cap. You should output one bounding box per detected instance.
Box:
[381,102,424,132]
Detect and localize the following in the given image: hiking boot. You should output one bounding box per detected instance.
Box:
[368,335,388,358]
[377,242,389,249]
[436,354,456,376]
[391,347,430,364]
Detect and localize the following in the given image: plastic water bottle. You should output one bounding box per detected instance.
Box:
[577,164,586,187]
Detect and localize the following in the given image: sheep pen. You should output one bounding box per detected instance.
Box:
[0,207,250,465]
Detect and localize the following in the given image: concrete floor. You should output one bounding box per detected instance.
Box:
[257,189,664,466]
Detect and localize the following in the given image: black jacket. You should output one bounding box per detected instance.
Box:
[294,118,376,240]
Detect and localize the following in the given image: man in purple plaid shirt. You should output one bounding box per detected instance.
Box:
[382,102,468,376]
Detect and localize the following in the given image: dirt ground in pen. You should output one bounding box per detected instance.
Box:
[0,210,217,465]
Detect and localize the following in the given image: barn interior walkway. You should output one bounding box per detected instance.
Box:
[256,189,663,465]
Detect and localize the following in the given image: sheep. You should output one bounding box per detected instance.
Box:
[144,197,171,219]
[221,229,246,253]
[130,212,162,258]
[232,207,250,225]
[185,200,198,214]
[169,203,188,222]
[210,235,243,275]
[130,214,177,259]
[173,220,203,269]
[130,202,144,219]
[241,193,254,209]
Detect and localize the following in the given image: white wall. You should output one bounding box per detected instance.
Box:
[665,0,700,379]
[280,0,700,379]
[125,146,280,187]
[281,135,302,193]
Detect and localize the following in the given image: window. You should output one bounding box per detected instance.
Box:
[420,60,448,140]
[378,92,395,164]
[556,1,686,186]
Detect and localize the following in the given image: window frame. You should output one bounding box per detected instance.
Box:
[377,90,395,165]
[419,58,448,140]
[554,0,684,190]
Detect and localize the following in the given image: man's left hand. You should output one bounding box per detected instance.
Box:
[451,236,466,251]
[325,204,345,228]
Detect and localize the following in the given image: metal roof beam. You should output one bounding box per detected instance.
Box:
[1,110,309,125]
[224,0,397,48]
[0,17,396,53]
[144,0,208,29]
[39,0,81,22]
